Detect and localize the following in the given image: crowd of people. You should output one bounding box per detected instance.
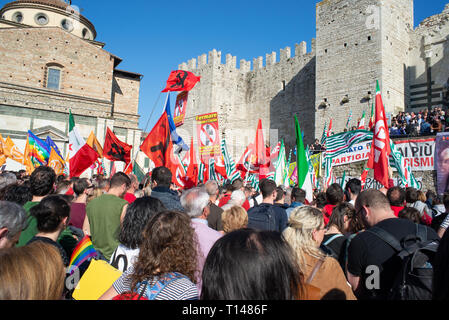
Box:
[307,107,449,155]
[388,107,448,137]
[0,167,449,301]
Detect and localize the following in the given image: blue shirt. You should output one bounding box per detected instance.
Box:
[286,202,303,218]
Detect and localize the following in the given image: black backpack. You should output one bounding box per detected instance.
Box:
[247,204,277,232]
[367,224,439,300]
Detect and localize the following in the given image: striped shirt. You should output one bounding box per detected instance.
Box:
[441,214,449,230]
[113,267,199,300]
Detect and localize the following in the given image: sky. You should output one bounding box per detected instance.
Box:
[2,0,449,133]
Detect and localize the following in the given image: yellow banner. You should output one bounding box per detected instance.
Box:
[86,131,103,158]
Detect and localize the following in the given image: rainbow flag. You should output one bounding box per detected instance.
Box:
[28,131,50,167]
[68,235,98,275]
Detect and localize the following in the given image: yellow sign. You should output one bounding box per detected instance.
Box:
[72,259,122,300]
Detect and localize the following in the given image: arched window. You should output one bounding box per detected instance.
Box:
[45,63,64,90]
[61,19,74,32]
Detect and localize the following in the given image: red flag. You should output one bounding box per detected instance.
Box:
[372,81,391,188]
[173,156,186,189]
[184,138,198,189]
[161,70,201,93]
[103,128,132,165]
[140,113,178,176]
[236,143,256,173]
[254,120,270,180]
[327,119,333,137]
[214,155,227,180]
[140,113,172,168]
[124,162,133,175]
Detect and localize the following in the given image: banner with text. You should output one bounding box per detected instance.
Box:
[331,141,371,167]
[393,138,435,171]
[336,176,423,191]
[196,112,220,161]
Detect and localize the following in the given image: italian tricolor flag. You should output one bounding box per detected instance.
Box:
[69,111,99,177]
[294,115,314,204]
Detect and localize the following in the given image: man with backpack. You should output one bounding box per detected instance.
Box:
[247,179,288,233]
[347,189,439,300]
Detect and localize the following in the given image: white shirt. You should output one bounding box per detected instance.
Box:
[109,244,140,273]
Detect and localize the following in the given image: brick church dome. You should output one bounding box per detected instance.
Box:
[1,0,97,40]
[4,0,72,11]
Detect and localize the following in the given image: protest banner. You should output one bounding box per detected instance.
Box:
[174,91,188,127]
[336,176,423,191]
[331,141,371,167]
[394,138,435,171]
[195,112,220,161]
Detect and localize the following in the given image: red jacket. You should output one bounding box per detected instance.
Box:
[322,204,336,226]
[391,206,405,217]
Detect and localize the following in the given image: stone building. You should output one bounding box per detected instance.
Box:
[0,0,145,174]
[178,0,449,160]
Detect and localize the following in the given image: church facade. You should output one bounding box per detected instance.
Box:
[0,0,146,174]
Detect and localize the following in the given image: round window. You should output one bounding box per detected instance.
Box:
[34,13,49,25]
[61,19,74,32]
[12,12,23,23]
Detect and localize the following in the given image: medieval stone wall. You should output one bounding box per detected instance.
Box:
[178,42,316,160]
[175,0,449,164]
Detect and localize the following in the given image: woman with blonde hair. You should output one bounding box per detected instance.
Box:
[222,206,248,234]
[0,241,65,300]
[283,206,356,300]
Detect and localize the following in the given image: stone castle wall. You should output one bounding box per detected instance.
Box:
[178,41,316,159]
[176,0,449,162]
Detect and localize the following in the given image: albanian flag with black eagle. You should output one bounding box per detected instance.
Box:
[103,128,133,165]
[161,70,201,93]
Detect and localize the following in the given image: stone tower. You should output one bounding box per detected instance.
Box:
[315,0,413,137]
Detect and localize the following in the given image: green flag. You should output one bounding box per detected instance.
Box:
[294,115,313,203]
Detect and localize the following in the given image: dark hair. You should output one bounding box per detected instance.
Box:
[30,195,70,233]
[73,178,90,196]
[315,192,327,209]
[29,166,56,197]
[387,187,406,207]
[433,195,443,206]
[275,187,285,202]
[291,187,306,204]
[398,207,421,224]
[230,179,243,192]
[56,174,67,184]
[405,187,419,204]
[201,229,303,300]
[55,180,71,194]
[326,183,344,205]
[259,179,277,199]
[0,184,32,206]
[433,229,449,300]
[119,197,166,249]
[345,179,361,196]
[109,172,131,189]
[151,167,172,187]
[328,203,355,233]
[443,193,449,210]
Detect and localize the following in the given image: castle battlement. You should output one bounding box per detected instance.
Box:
[177,39,315,73]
